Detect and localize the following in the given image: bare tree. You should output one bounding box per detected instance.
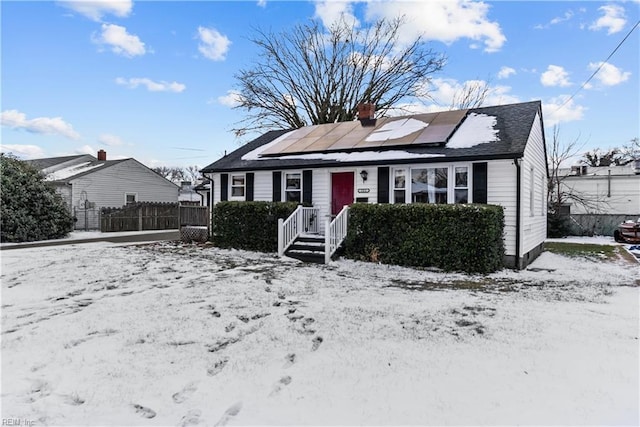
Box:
[547,126,609,226]
[232,16,446,137]
[152,166,185,184]
[581,137,639,166]
[619,137,640,163]
[449,78,492,110]
[184,165,202,183]
[582,148,622,167]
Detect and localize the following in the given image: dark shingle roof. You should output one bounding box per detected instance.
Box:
[202,101,542,173]
[26,154,95,171]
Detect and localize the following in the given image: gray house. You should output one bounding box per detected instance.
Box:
[29,150,178,229]
[202,101,548,269]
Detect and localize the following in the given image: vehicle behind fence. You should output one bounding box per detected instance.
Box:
[100,202,209,232]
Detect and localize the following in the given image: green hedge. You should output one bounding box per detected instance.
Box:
[1,154,74,242]
[211,201,299,252]
[343,203,505,273]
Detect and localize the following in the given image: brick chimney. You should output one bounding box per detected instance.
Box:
[357,102,376,126]
[97,149,107,161]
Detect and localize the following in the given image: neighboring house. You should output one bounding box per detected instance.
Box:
[202,101,548,269]
[556,161,640,235]
[194,181,211,207]
[29,150,179,229]
[178,180,211,206]
[179,181,205,206]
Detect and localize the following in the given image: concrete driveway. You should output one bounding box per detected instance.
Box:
[0,230,181,250]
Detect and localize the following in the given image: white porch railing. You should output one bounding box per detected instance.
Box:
[325,206,349,264]
[277,206,319,256]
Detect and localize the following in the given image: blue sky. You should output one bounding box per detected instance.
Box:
[1,0,638,169]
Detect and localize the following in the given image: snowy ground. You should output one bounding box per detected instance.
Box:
[1,241,638,426]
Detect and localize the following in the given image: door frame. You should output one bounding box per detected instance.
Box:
[330,171,355,216]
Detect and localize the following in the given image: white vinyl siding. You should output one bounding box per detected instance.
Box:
[69,159,178,209]
[486,159,518,257]
[561,173,640,215]
[521,111,548,256]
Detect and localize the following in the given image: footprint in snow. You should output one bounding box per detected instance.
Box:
[214,401,242,426]
[178,409,201,427]
[207,357,229,376]
[132,403,156,418]
[283,353,296,368]
[172,382,198,404]
[311,336,323,351]
[269,376,292,396]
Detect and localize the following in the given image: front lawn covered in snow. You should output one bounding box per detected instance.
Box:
[1,241,638,426]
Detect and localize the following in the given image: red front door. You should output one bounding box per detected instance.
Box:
[331,172,354,215]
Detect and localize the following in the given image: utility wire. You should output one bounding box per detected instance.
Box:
[555,19,640,112]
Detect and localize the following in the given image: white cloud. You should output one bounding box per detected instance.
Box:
[362,0,506,53]
[98,133,124,146]
[115,77,186,93]
[75,145,96,155]
[93,23,146,57]
[314,0,359,29]
[590,4,626,34]
[1,110,80,140]
[257,0,267,8]
[58,0,132,21]
[542,96,586,126]
[197,27,231,61]
[588,62,631,86]
[217,90,243,107]
[394,78,519,113]
[534,10,575,29]
[540,65,571,87]
[497,66,516,79]
[0,144,45,159]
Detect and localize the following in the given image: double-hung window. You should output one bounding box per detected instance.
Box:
[411,167,448,204]
[231,175,245,198]
[393,169,407,203]
[285,172,302,203]
[454,166,469,203]
[125,193,137,205]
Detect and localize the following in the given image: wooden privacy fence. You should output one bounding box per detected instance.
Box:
[100,203,210,232]
[179,205,209,227]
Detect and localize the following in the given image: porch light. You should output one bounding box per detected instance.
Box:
[360,170,368,182]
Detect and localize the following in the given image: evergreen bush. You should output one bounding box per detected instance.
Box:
[344,203,505,273]
[211,201,298,252]
[1,154,74,242]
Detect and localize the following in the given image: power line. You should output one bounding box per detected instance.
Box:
[555,19,640,112]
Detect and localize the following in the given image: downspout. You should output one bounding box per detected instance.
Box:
[514,158,522,270]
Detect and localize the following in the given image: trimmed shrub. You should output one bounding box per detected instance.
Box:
[212,201,298,252]
[343,203,505,273]
[1,154,74,242]
[546,211,572,238]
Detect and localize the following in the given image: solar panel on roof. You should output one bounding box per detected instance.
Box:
[258,109,469,157]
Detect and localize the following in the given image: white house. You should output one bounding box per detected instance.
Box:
[29,150,179,229]
[202,101,548,269]
[556,161,640,235]
[558,162,640,215]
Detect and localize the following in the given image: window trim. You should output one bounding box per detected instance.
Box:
[391,163,473,205]
[124,192,138,206]
[453,165,470,204]
[230,173,246,200]
[541,172,546,216]
[529,166,535,217]
[410,166,449,205]
[283,171,303,203]
[391,168,407,204]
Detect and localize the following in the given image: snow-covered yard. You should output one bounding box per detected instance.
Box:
[1,240,638,426]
